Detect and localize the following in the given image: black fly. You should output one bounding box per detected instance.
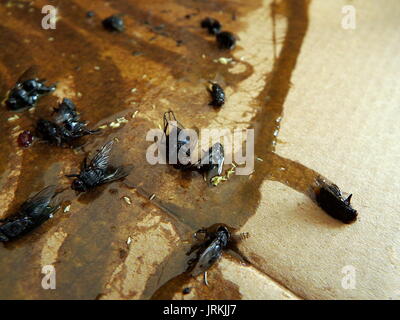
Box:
[5,67,56,111]
[162,111,224,182]
[0,186,60,242]
[36,98,98,147]
[53,97,79,123]
[193,143,224,183]
[187,224,250,280]
[163,111,194,170]
[200,17,222,35]
[314,178,358,224]
[66,140,132,192]
[102,15,125,32]
[186,224,231,277]
[216,31,236,50]
[208,82,225,107]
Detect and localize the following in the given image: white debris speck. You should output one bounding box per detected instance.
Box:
[201,54,206,59]
[123,196,131,205]
[204,271,209,286]
[127,236,132,246]
[130,88,137,93]
[99,125,108,130]
[149,194,156,201]
[29,107,35,113]
[94,66,101,71]
[256,157,263,162]
[214,57,233,65]
[276,116,282,123]
[63,205,71,213]
[273,129,279,137]
[132,110,139,118]
[109,122,120,128]
[48,37,54,42]
[7,115,20,122]
[116,117,128,124]
[76,92,82,98]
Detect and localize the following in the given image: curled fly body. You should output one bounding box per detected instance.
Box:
[200,17,222,35]
[53,98,79,123]
[0,186,60,242]
[187,224,231,277]
[102,15,125,32]
[216,31,236,50]
[66,140,132,192]
[314,178,358,224]
[208,82,225,107]
[5,68,56,111]
[36,98,98,147]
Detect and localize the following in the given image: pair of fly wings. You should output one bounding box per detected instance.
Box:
[16,66,39,83]
[163,111,187,134]
[18,185,59,217]
[89,140,132,182]
[190,236,224,277]
[17,66,56,89]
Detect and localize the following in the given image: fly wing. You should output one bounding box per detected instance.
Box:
[19,185,57,216]
[190,238,224,277]
[17,66,38,83]
[163,110,185,134]
[209,143,224,176]
[90,140,114,171]
[100,165,133,184]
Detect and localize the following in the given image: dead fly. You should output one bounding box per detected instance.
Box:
[216,31,236,50]
[0,186,60,242]
[36,98,98,147]
[186,224,249,281]
[200,17,222,35]
[162,111,225,182]
[5,67,56,111]
[66,140,132,192]
[163,111,194,170]
[186,225,231,278]
[53,98,79,123]
[314,178,358,224]
[193,143,225,183]
[208,82,225,107]
[102,15,125,32]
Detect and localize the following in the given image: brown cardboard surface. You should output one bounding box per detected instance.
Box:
[238,0,400,299]
[0,0,398,300]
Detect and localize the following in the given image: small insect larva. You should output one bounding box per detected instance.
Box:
[123,196,132,205]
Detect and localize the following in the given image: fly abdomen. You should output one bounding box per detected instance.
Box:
[0,218,35,241]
